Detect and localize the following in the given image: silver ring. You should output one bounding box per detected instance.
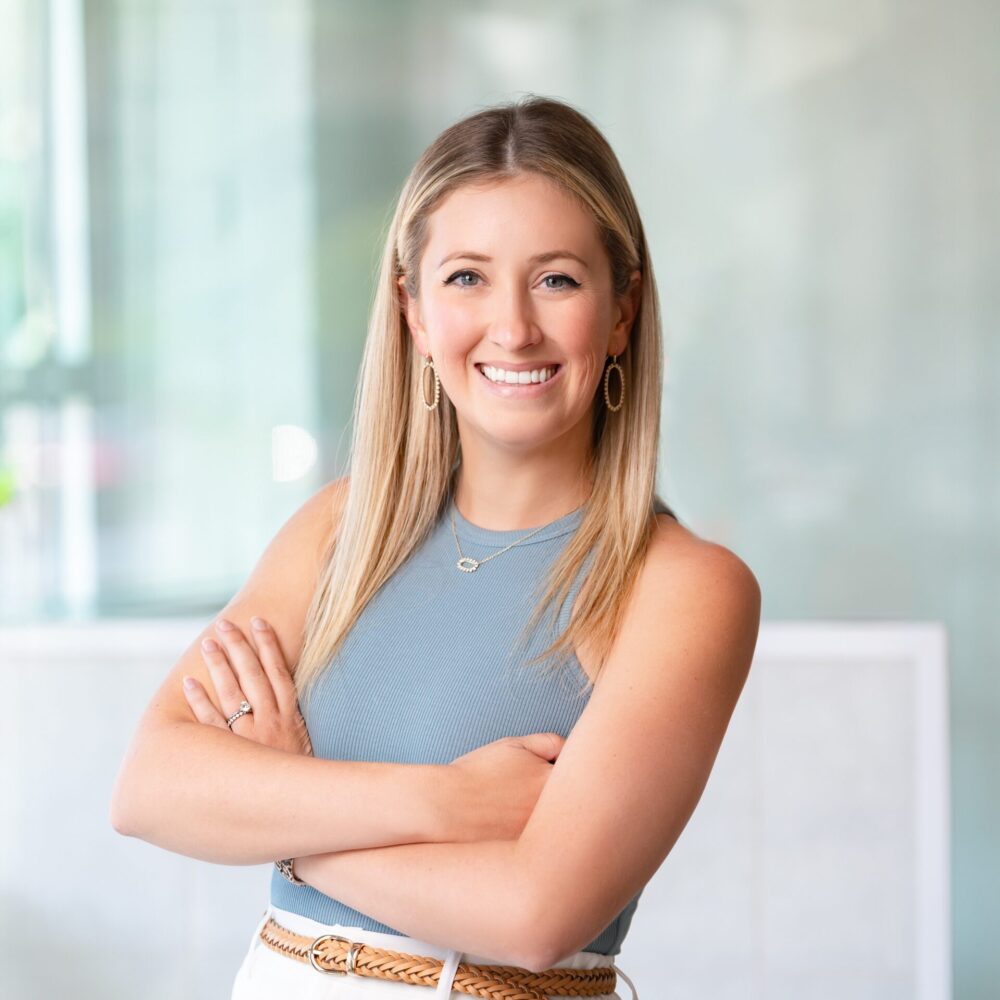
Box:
[225,699,253,729]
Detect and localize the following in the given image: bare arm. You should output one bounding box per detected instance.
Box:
[109,477,453,863]
[113,710,450,864]
[293,841,538,970]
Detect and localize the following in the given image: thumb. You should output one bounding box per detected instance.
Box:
[518,731,566,762]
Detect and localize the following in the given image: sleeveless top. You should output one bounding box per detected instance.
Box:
[270,489,677,956]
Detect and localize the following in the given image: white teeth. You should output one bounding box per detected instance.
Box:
[480,365,557,385]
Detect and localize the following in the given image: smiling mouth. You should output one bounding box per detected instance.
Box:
[475,363,562,386]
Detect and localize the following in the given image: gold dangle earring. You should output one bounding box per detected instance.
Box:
[603,353,625,412]
[421,353,441,411]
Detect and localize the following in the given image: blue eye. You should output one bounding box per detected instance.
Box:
[543,274,580,290]
[444,270,481,287]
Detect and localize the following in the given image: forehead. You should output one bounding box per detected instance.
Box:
[423,174,602,261]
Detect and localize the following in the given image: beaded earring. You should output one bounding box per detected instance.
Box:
[603,354,624,412]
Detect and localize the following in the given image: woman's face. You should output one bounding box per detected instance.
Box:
[398,172,639,458]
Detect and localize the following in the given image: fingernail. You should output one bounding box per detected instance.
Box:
[216,618,234,631]
[251,616,268,631]
[183,676,197,690]
[202,637,219,652]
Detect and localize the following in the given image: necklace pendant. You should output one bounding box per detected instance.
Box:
[456,557,479,573]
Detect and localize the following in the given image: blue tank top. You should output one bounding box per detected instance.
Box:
[270,490,676,955]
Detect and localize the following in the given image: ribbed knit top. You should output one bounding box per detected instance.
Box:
[270,488,676,956]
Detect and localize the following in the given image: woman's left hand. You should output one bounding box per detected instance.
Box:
[181,615,315,757]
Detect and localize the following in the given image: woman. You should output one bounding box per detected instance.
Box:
[111,95,760,999]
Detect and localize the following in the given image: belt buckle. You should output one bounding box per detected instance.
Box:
[308,933,363,975]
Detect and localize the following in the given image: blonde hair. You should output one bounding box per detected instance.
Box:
[294,94,673,713]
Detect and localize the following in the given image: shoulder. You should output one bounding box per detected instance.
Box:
[228,476,351,658]
[300,474,350,529]
[645,513,761,629]
[232,475,350,603]
[593,514,761,690]
[648,512,758,589]
[653,514,759,630]
[280,475,351,557]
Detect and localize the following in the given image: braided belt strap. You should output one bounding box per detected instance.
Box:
[259,915,618,999]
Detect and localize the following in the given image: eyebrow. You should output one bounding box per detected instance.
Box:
[437,249,590,270]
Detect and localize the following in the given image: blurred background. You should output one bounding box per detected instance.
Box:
[0,0,996,998]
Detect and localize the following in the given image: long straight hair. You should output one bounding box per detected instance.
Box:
[294,95,673,713]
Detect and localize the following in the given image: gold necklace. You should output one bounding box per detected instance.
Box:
[449,507,553,573]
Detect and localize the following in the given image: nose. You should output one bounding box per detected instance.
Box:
[488,283,541,352]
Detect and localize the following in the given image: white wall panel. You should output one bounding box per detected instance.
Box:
[0,619,948,999]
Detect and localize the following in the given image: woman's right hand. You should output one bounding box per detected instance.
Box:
[445,732,567,843]
[181,615,314,758]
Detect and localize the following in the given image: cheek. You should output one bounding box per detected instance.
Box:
[432,317,484,383]
[557,297,607,344]
[422,291,473,331]
[558,318,605,385]
[424,301,481,358]
[566,356,604,401]
[579,354,602,386]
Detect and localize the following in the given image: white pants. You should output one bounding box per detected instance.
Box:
[231,902,639,999]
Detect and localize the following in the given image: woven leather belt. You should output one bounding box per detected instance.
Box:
[259,914,618,999]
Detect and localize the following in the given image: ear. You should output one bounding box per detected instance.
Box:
[609,269,641,355]
[397,274,430,356]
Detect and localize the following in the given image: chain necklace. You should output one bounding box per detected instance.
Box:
[449,505,554,573]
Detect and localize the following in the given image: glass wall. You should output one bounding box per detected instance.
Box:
[2,0,323,619]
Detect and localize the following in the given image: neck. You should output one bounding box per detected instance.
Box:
[451,458,594,532]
